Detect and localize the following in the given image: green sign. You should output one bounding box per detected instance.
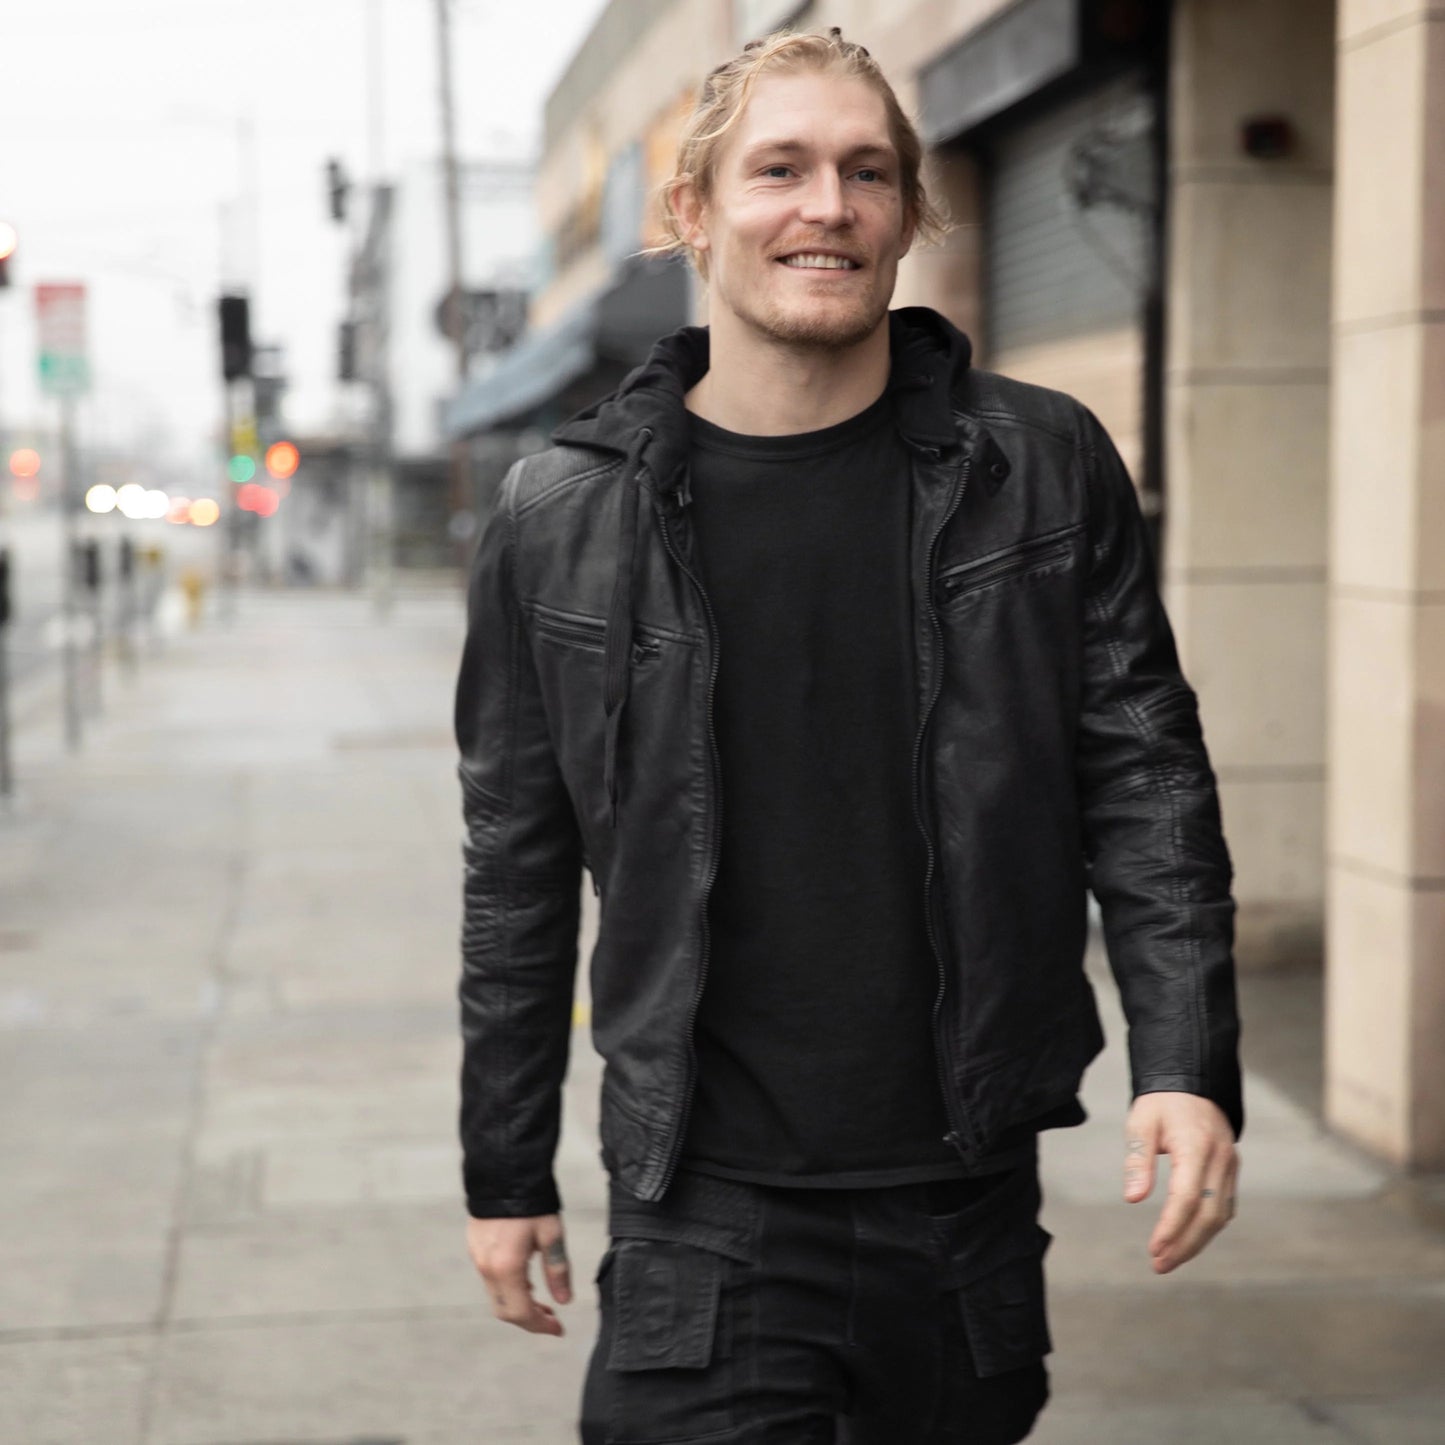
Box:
[35,283,90,397]
[38,352,90,395]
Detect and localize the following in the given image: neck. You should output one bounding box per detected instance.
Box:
[685,304,891,436]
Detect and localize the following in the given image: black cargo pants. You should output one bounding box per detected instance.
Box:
[580,1145,1053,1444]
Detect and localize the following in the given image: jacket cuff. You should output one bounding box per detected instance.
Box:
[464,1175,562,1220]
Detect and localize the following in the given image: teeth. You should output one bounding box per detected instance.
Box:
[781,253,858,269]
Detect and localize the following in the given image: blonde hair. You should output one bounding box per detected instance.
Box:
[651,27,949,276]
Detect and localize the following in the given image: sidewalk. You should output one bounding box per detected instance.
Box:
[0,587,1441,1444]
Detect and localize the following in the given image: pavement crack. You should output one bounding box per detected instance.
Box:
[135,767,253,1445]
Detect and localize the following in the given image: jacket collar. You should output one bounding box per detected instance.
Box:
[550,305,976,491]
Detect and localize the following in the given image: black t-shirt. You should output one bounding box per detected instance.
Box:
[678,388,968,1187]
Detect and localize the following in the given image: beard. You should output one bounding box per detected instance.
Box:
[720,243,894,352]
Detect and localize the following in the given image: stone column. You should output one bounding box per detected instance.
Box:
[1164,0,1336,970]
[1325,2,1445,1166]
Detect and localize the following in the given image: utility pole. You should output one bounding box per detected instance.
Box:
[434,0,471,556]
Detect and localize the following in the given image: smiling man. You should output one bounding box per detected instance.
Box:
[456,27,1243,1444]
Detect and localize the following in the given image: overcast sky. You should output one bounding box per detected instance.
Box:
[0,0,609,474]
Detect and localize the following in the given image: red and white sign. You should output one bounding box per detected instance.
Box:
[35,282,90,395]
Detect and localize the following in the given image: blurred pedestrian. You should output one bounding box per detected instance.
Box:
[455,27,1242,1443]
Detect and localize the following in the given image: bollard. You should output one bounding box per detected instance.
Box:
[118,536,137,675]
[80,539,103,718]
[179,567,206,629]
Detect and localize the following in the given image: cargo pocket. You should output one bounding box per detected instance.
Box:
[956,1224,1054,1379]
[597,1238,735,1443]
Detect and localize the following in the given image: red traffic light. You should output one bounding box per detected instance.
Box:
[8,448,40,479]
[264,440,299,480]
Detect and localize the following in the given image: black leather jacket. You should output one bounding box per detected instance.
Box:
[455,307,1243,1219]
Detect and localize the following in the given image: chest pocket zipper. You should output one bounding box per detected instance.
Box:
[937,527,1082,605]
[531,607,662,666]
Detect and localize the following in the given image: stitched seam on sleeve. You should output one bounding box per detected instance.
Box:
[1081,414,1204,1084]
[496,493,521,1184]
[1167,790,1207,1085]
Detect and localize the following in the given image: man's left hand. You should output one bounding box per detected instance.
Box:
[1123,1092,1238,1275]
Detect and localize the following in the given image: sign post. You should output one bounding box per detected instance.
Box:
[35,282,90,751]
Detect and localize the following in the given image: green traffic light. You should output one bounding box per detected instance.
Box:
[228,454,256,484]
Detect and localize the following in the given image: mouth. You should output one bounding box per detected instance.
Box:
[776,252,863,271]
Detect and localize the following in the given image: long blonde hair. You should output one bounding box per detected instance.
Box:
[650,27,949,277]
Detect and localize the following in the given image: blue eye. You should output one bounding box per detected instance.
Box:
[855,168,882,183]
[763,165,791,178]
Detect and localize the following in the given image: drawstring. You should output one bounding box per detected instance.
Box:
[603,426,653,827]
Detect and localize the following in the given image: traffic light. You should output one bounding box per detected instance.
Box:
[264,440,299,480]
[8,448,40,479]
[218,294,252,381]
[0,221,16,289]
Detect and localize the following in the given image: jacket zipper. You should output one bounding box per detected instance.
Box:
[937,529,1078,602]
[654,489,723,1197]
[911,447,976,1160]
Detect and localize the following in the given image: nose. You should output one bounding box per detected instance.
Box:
[797,168,853,229]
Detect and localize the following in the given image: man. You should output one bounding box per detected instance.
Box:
[456,27,1243,1444]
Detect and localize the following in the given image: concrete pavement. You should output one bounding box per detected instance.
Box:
[0,584,1441,1444]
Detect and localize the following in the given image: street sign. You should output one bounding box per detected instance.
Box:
[35,283,90,395]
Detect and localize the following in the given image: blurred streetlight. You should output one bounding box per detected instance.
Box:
[86,484,118,514]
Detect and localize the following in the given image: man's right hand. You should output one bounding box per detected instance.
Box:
[466,1213,572,1336]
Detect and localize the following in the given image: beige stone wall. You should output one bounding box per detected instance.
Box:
[1164,0,1336,970]
[1325,1,1445,1167]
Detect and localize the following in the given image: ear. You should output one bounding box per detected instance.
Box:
[671,178,712,259]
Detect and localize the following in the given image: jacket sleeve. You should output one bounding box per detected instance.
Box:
[455,466,583,1217]
[1073,406,1244,1139]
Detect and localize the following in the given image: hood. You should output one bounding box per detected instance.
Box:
[551,305,974,488]
[552,305,974,829]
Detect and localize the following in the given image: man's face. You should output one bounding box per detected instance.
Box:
[687,69,914,350]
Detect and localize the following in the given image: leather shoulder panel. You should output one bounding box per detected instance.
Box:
[507,444,621,518]
[953,368,1084,450]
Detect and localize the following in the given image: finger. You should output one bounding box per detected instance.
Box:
[1124,1124,1155,1202]
[1156,1154,1236,1273]
[487,1252,564,1337]
[1149,1144,1208,1261]
[539,1223,573,1305]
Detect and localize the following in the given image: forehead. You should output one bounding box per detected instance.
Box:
[723,69,895,163]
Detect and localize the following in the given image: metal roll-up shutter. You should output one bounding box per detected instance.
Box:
[984,72,1157,357]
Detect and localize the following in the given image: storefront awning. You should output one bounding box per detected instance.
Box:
[443,299,598,438]
[443,256,690,440]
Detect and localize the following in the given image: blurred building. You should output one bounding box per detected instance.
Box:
[347,156,537,570]
[443,0,1445,1174]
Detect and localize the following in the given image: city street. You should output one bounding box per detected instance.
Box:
[1,584,1443,1444]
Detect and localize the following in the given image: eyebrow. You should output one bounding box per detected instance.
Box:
[739,138,898,165]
